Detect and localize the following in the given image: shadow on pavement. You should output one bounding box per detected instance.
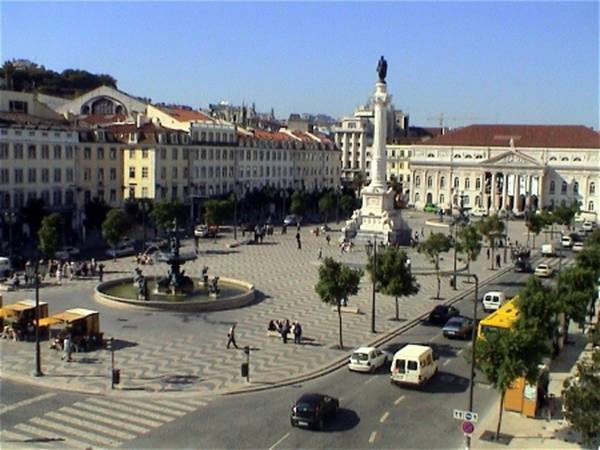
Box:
[422,371,469,393]
[111,338,139,351]
[204,249,240,255]
[322,408,360,432]
[160,374,200,385]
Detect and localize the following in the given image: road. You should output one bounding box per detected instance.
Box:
[0,253,570,449]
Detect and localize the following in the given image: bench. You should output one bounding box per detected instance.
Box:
[331,306,361,314]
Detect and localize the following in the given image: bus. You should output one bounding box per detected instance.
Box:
[477,296,520,339]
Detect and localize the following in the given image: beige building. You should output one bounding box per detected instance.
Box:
[409,125,600,219]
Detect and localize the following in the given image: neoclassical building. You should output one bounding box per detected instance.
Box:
[409,125,600,217]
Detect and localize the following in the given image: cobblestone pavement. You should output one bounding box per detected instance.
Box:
[0,213,536,396]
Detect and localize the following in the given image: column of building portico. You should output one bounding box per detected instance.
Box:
[538,173,544,209]
[490,172,497,211]
[501,172,509,210]
[481,173,487,209]
[513,174,521,213]
[525,174,532,210]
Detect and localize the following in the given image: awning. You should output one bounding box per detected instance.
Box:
[38,316,64,327]
[50,311,84,323]
[0,308,16,319]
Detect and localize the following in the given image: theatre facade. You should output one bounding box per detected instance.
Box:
[409,125,600,218]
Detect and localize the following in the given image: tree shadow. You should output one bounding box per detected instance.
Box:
[110,339,139,351]
[320,408,361,432]
[421,371,469,393]
[160,374,200,385]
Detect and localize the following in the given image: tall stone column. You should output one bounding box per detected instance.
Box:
[513,174,521,213]
[501,173,508,210]
[525,174,532,209]
[490,172,497,211]
[370,82,389,189]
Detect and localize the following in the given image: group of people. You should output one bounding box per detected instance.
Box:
[135,253,153,265]
[1,322,34,341]
[268,319,303,344]
[47,258,104,284]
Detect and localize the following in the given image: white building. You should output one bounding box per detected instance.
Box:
[409,124,600,218]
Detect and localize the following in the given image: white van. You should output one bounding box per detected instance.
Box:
[390,344,437,386]
[541,244,555,257]
[561,235,573,248]
[0,257,11,279]
[482,291,506,313]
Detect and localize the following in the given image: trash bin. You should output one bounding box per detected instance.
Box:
[241,363,248,377]
[112,368,120,385]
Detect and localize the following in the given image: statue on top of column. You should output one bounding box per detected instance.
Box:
[377,56,388,83]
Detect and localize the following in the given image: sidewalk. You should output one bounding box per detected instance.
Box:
[473,305,598,449]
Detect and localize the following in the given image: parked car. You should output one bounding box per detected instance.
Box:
[106,243,136,258]
[54,246,80,260]
[283,214,301,226]
[348,346,391,373]
[423,203,439,213]
[194,224,217,238]
[470,207,488,218]
[572,242,584,252]
[534,263,554,278]
[561,235,573,248]
[443,316,474,340]
[582,221,596,233]
[428,305,460,326]
[290,393,339,429]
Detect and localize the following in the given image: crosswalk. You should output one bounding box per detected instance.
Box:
[0,395,210,448]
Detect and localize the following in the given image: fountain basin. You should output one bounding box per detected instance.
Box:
[95,276,255,312]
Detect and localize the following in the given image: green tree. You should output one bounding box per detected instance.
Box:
[475,328,547,441]
[525,213,546,248]
[84,198,110,230]
[21,197,48,239]
[514,277,557,344]
[477,214,505,270]
[339,194,355,217]
[204,199,233,227]
[314,257,363,349]
[455,224,483,276]
[555,266,597,329]
[38,213,63,257]
[372,247,420,321]
[102,209,130,260]
[318,192,336,224]
[290,191,307,218]
[552,202,579,231]
[562,349,600,447]
[150,201,186,233]
[575,245,600,278]
[352,172,366,196]
[417,233,453,299]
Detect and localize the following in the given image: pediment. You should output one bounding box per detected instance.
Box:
[483,150,543,168]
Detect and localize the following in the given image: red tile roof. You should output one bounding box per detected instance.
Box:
[423,124,600,149]
[159,107,214,123]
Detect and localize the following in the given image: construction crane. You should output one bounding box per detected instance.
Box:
[426,113,485,129]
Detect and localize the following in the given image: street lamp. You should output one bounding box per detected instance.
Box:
[454,272,479,450]
[3,210,16,259]
[233,182,240,241]
[365,237,384,333]
[139,199,149,253]
[25,259,44,377]
[451,191,469,290]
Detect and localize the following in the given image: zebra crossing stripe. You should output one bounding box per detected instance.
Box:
[29,416,120,447]
[1,428,37,443]
[86,397,177,422]
[45,411,136,440]
[146,399,198,413]
[59,406,150,434]
[15,422,92,449]
[75,402,163,428]
[115,398,188,415]
[178,397,209,407]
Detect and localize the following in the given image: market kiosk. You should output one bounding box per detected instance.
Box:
[41,308,103,352]
[0,300,49,340]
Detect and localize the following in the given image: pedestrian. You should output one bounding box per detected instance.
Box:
[281,319,290,344]
[296,232,301,250]
[486,248,490,259]
[62,334,73,362]
[98,263,104,282]
[282,224,287,235]
[55,268,62,285]
[421,227,425,238]
[294,321,302,344]
[318,247,322,259]
[496,253,501,269]
[226,323,239,349]
[326,234,331,245]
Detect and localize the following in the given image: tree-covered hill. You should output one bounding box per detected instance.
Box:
[1,59,117,98]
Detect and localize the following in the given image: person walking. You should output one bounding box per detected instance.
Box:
[294,321,302,344]
[486,248,490,259]
[318,247,322,259]
[62,334,73,362]
[296,232,302,250]
[496,253,501,269]
[98,263,104,282]
[326,234,331,245]
[55,267,62,285]
[281,320,290,344]
[226,323,239,349]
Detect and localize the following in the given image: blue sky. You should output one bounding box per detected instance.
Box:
[2,1,598,128]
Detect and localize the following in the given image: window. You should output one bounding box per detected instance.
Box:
[0,143,8,159]
[84,147,91,159]
[172,167,178,179]
[14,168,23,183]
[454,154,461,159]
[109,147,117,160]
[142,149,148,159]
[561,181,567,194]
[110,189,117,202]
[142,187,148,198]
[129,167,135,178]
[110,168,116,180]
[98,168,104,181]
[589,201,595,211]
[161,167,166,180]
[14,144,23,159]
[28,145,36,159]
[0,168,8,184]
[465,178,471,189]
[9,100,28,113]
[561,157,569,162]
[83,168,90,181]
[574,157,582,162]
[440,176,445,188]
[142,167,148,178]
[54,145,62,159]
[590,182,596,195]
[464,154,472,159]
[28,168,36,183]
[66,168,73,182]
[550,181,555,194]
[427,153,435,158]
[96,147,104,160]
[427,176,433,188]
[172,148,178,160]
[161,148,166,160]
[41,168,49,182]
[476,178,481,190]
[440,194,445,204]
[129,149,135,158]
[549,156,557,161]
[54,168,61,182]
[454,177,459,188]
[573,181,579,194]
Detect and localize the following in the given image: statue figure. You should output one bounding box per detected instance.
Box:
[136,270,148,300]
[209,276,220,296]
[133,267,143,287]
[377,56,387,83]
[202,266,209,286]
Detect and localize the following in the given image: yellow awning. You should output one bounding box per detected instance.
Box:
[50,311,83,323]
[0,308,16,319]
[38,316,64,327]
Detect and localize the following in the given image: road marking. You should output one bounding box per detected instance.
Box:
[364,376,377,385]
[443,359,451,366]
[428,335,438,342]
[0,429,33,443]
[59,406,150,434]
[0,393,56,415]
[379,412,390,423]
[86,398,177,422]
[74,402,162,428]
[368,431,377,443]
[268,431,290,450]
[394,395,405,405]
[457,349,464,355]
[29,416,120,447]
[117,398,187,416]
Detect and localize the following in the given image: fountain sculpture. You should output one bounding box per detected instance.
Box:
[155,219,197,295]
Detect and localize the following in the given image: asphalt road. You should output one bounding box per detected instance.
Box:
[1,252,570,450]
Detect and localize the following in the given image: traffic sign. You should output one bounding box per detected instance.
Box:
[453,409,478,423]
[462,420,475,435]
[453,409,464,420]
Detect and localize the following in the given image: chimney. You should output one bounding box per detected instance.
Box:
[136,114,142,128]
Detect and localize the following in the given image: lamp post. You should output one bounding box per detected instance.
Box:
[365,237,383,333]
[454,272,479,450]
[452,191,469,289]
[233,182,240,241]
[25,260,44,377]
[140,199,148,253]
[4,210,16,259]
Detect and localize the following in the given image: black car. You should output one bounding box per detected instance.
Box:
[428,305,460,326]
[442,316,474,339]
[290,393,339,430]
[514,258,532,273]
